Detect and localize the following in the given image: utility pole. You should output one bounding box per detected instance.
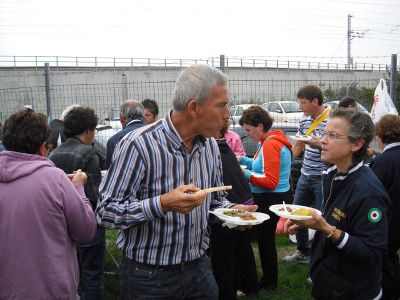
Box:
[347,14,353,69]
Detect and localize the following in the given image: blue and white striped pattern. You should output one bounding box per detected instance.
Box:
[297,114,328,176]
[96,111,231,266]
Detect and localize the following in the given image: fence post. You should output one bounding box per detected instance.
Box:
[390,54,397,109]
[220,54,225,72]
[122,74,128,100]
[44,63,53,121]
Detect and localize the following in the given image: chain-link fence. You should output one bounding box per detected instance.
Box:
[0,78,382,124]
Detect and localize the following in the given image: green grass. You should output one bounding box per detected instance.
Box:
[104,230,312,300]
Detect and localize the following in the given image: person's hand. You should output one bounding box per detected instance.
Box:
[69,169,88,186]
[236,155,242,162]
[306,135,322,149]
[283,218,302,235]
[230,204,258,231]
[290,210,330,233]
[160,185,207,214]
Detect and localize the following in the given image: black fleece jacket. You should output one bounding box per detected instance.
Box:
[310,161,391,299]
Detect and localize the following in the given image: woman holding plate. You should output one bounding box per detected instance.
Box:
[285,108,390,299]
[238,106,293,291]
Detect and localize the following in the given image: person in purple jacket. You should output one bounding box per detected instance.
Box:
[0,108,97,300]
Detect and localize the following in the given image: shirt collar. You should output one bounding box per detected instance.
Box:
[383,142,400,152]
[124,119,144,128]
[322,160,364,181]
[162,110,207,151]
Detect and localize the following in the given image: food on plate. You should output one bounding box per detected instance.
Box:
[278,207,293,212]
[278,206,312,216]
[223,209,257,220]
[290,207,312,216]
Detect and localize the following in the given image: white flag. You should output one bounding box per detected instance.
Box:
[370,79,398,123]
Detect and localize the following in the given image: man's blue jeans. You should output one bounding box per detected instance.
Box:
[120,255,218,300]
[293,173,324,256]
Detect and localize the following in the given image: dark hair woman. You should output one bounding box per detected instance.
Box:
[238,105,293,290]
[0,109,96,299]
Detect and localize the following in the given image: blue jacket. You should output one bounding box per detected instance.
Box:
[310,161,391,299]
[106,119,145,168]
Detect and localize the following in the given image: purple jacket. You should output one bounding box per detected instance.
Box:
[0,151,97,300]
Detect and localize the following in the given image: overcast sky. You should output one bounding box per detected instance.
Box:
[0,0,399,65]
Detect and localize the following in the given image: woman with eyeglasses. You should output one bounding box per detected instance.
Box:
[284,108,391,300]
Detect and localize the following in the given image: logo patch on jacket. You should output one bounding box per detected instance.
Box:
[368,208,382,223]
[332,208,346,221]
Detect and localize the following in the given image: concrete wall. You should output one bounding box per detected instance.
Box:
[0,66,388,88]
[0,67,388,122]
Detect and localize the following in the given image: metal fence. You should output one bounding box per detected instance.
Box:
[0,55,391,72]
[0,78,382,124]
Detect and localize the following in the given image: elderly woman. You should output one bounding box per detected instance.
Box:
[238,105,293,290]
[371,114,400,300]
[0,109,96,300]
[285,108,391,299]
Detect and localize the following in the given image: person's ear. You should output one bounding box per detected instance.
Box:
[187,99,199,118]
[37,142,48,157]
[350,138,364,153]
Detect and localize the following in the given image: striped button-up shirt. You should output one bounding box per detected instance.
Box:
[96,111,232,266]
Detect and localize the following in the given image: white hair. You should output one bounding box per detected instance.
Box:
[60,104,81,121]
[172,64,228,112]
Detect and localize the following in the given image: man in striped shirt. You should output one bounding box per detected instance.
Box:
[283,85,327,264]
[96,64,257,300]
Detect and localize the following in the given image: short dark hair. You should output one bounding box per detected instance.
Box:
[329,108,374,162]
[142,99,159,116]
[3,109,50,154]
[338,96,357,108]
[297,85,323,105]
[376,114,400,144]
[63,107,98,138]
[239,106,273,132]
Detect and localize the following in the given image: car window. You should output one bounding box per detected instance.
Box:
[281,102,301,113]
[270,103,280,112]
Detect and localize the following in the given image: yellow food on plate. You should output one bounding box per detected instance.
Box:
[291,208,312,216]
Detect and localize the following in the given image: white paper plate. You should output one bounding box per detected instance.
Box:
[210,208,270,226]
[290,135,312,142]
[269,204,321,220]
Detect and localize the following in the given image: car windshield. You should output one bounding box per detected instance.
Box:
[281,102,301,113]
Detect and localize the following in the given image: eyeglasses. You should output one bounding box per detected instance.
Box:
[321,131,349,140]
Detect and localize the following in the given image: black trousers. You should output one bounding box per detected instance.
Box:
[253,191,293,289]
[210,223,258,300]
[382,243,400,300]
[77,225,106,300]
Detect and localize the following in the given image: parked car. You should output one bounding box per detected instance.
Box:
[229,104,258,126]
[230,122,303,192]
[262,101,303,123]
[105,107,122,130]
[324,100,369,114]
[93,124,118,159]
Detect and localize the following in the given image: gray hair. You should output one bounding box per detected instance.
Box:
[120,100,144,122]
[330,108,375,162]
[60,104,81,120]
[172,64,228,112]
